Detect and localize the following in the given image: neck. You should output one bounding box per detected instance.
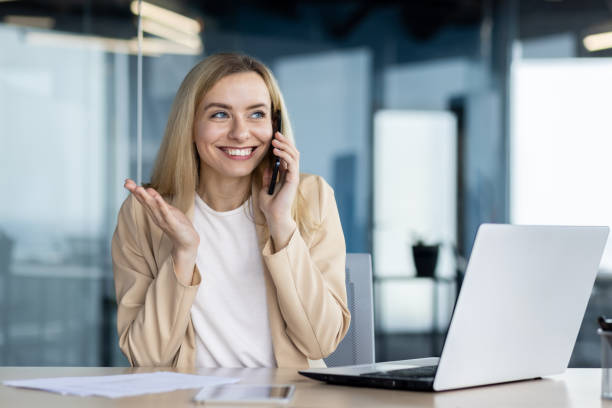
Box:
[197,167,252,212]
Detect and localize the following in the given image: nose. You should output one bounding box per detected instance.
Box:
[229,117,250,142]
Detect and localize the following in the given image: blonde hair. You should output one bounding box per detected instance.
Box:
[149,53,313,231]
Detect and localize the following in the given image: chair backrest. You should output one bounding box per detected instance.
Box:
[324,253,375,367]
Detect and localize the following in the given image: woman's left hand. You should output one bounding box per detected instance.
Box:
[258,131,300,250]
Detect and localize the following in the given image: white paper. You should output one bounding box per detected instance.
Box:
[3,371,240,398]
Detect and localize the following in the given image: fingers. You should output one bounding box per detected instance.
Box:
[272,148,293,169]
[153,191,171,219]
[139,187,164,224]
[124,178,138,193]
[122,178,198,251]
[272,146,298,176]
[124,179,146,206]
[272,133,298,162]
[271,134,299,176]
[123,179,168,226]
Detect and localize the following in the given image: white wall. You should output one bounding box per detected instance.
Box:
[510,58,612,272]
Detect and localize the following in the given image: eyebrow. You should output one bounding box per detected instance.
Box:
[202,102,269,111]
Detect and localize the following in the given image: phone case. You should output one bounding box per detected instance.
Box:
[267,111,282,195]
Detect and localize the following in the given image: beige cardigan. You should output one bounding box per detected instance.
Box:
[111,173,350,368]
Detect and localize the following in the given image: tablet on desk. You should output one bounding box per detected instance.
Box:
[193,384,295,404]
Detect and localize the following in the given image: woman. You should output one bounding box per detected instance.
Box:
[111,53,350,369]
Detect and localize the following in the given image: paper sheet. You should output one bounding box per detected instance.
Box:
[3,371,240,398]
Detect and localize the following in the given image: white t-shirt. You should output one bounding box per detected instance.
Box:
[190,194,276,368]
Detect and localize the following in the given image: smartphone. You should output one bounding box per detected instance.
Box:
[193,384,295,404]
[267,110,282,195]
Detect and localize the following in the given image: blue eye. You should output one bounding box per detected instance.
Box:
[251,111,265,119]
[211,111,228,118]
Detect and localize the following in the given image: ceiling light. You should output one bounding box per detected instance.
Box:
[129,1,201,35]
[26,31,201,56]
[583,31,612,52]
[141,18,202,50]
[4,15,55,29]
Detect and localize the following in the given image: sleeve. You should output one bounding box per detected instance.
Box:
[261,179,351,359]
[111,195,201,366]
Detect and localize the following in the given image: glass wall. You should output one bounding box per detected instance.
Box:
[0,21,124,365]
[0,5,203,366]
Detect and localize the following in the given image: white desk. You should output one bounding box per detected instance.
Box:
[1,367,611,407]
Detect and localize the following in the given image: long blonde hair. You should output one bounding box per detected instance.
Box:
[149,53,312,231]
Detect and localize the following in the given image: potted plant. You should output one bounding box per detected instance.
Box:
[410,234,440,278]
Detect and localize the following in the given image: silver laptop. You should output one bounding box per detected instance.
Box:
[300,224,609,391]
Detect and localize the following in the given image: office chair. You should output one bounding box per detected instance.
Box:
[324,253,375,367]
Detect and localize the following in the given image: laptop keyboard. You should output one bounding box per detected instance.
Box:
[360,365,438,379]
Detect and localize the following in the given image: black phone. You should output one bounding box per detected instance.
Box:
[267,110,282,195]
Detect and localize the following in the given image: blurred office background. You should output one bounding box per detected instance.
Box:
[1,0,612,367]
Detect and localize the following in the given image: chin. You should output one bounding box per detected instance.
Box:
[222,165,258,179]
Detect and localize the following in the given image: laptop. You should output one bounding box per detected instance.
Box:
[299,224,609,391]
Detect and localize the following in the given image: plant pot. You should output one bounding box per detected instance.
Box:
[411,244,439,278]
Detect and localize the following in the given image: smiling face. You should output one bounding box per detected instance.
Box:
[193,71,273,183]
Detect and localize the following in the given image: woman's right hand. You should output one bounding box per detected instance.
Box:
[124,178,200,285]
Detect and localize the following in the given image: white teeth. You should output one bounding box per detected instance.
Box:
[223,148,253,156]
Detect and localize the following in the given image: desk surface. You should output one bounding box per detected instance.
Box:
[1,367,611,407]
